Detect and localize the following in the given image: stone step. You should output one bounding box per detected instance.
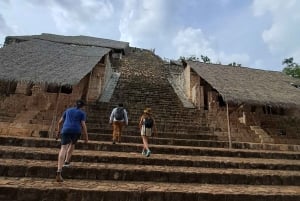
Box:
[86,125,211,135]
[1,145,300,171]
[86,132,300,151]
[86,132,261,148]
[0,111,16,117]
[83,104,204,114]
[86,117,208,126]
[1,177,299,201]
[0,116,13,122]
[86,120,209,128]
[87,109,205,116]
[87,111,206,121]
[2,158,300,185]
[85,111,208,128]
[87,119,208,126]
[46,128,214,140]
[88,132,221,142]
[1,136,300,159]
[0,134,285,152]
[86,104,205,116]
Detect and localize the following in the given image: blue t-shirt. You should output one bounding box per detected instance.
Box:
[61,107,86,134]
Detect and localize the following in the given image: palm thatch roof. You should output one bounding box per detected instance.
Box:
[186,61,300,108]
[5,33,129,52]
[0,39,111,85]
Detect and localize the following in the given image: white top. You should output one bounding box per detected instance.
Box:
[109,107,128,125]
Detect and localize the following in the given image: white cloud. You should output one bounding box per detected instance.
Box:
[0,14,12,34]
[252,0,281,16]
[119,1,251,65]
[0,0,119,44]
[218,52,250,66]
[49,0,114,34]
[119,0,170,46]
[0,1,13,43]
[252,59,264,68]
[172,27,249,65]
[172,27,215,59]
[0,14,19,45]
[253,0,300,63]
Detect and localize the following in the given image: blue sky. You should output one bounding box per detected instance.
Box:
[0,0,299,72]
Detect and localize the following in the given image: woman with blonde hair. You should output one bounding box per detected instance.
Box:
[139,108,157,157]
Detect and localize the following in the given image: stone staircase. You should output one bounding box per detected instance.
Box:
[89,48,209,136]
[1,135,300,201]
[1,48,300,200]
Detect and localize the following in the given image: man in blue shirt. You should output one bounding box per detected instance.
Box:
[55,99,88,182]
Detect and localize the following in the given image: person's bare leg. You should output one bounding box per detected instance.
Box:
[142,135,151,157]
[65,144,75,163]
[58,145,68,170]
[56,144,69,182]
[142,136,149,150]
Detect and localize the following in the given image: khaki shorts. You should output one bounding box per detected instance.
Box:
[141,126,152,137]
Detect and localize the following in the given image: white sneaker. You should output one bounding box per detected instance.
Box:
[146,149,151,157]
[63,162,71,167]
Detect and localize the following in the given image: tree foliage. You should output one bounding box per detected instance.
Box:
[282,57,300,79]
[200,55,211,63]
[179,55,245,66]
[179,55,211,63]
[228,62,241,67]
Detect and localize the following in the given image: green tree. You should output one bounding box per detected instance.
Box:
[179,55,211,63]
[179,55,199,62]
[200,55,211,63]
[228,62,241,67]
[282,57,300,79]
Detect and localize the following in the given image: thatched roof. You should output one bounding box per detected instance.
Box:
[5,33,129,51]
[0,39,111,85]
[186,61,300,108]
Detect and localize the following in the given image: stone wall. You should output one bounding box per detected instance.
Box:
[183,64,191,99]
[0,69,92,137]
[87,63,106,101]
[191,70,201,108]
[207,103,300,143]
[170,65,185,93]
[242,105,300,139]
[103,54,114,92]
[0,52,114,137]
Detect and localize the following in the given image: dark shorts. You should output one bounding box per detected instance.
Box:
[61,132,81,145]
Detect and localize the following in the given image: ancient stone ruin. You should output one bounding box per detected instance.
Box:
[0,33,300,201]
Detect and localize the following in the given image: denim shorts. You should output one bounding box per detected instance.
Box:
[61,132,81,145]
